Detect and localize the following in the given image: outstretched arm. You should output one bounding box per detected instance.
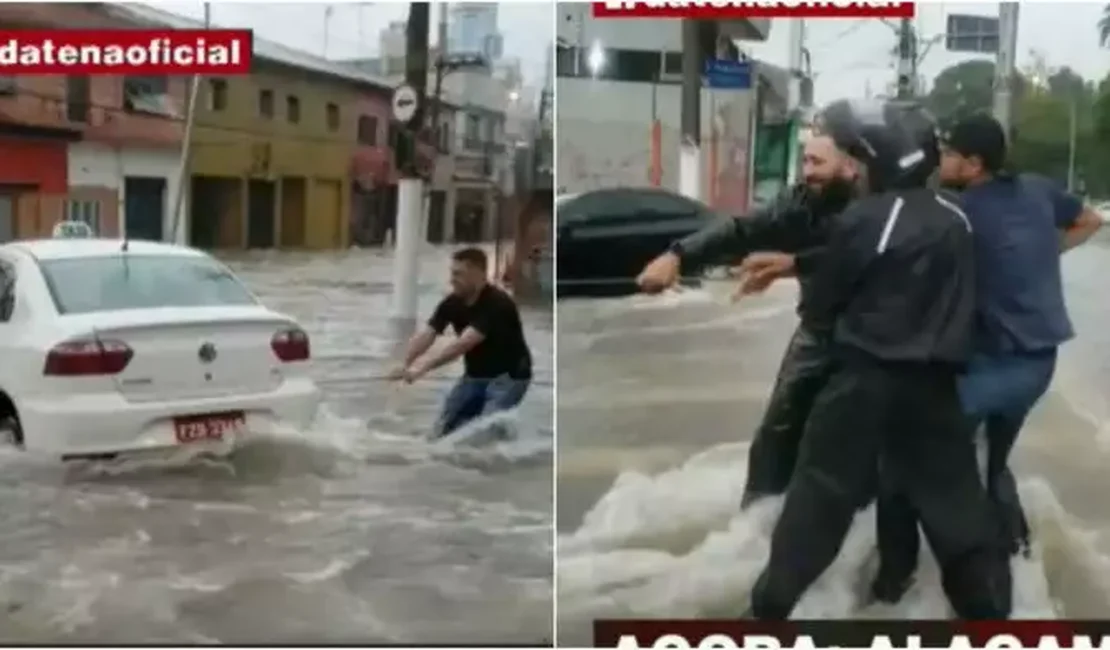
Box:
[673,186,809,268]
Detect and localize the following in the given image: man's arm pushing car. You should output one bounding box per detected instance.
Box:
[637,184,825,294]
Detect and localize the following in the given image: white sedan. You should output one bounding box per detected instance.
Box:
[0,238,321,459]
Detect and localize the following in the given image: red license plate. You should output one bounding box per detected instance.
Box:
[173,411,245,444]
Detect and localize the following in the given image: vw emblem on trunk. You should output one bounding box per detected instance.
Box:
[198,342,217,364]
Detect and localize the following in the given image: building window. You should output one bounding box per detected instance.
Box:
[663,52,682,76]
[326,102,339,132]
[287,95,300,124]
[259,89,274,118]
[357,115,378,145]
[465,114,481,148]
[65,200,101,233]
[124,76,174,115]
[65,76,90,123]
[208,79,228,111]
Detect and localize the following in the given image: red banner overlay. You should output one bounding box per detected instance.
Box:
[592,1,915,19]
[595,620,1110,648]
[0,29,252,75]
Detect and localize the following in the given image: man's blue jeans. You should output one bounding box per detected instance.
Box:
[434,374,531,438]
[957,348,1057,554]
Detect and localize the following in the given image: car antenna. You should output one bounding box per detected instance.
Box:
[120,231,130,279]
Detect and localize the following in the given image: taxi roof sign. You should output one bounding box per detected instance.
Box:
[52,220,95,239]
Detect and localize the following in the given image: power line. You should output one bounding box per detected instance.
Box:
[809,19,871,53]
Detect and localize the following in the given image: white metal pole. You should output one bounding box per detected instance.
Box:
[169,2,210,245]
[392,177,423,330]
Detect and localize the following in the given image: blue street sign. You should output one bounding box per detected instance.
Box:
[704,58,752,90]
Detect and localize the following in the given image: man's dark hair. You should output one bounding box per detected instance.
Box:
[452,247,488,271]
[942,112,1007,173]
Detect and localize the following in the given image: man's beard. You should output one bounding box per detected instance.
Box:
[806,176,857,215]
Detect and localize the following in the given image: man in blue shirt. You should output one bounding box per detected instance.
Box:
[871,113,1104,603]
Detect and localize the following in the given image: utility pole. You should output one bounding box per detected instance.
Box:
[896,17,916,98]
[785,18,811,187]
[532,71,550,189]
[1067,96,1077,192]
[430,2,449,154]
[323,5,334,58]
[169,1,210,245]
[390,2,431,338]
[678,18,701,201]
[993,2,1020,134]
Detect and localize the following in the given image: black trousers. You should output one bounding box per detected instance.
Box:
[875,415,1029,596]
[749,360,1012,620]
[741,324,834,508]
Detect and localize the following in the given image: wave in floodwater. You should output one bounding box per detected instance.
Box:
[556,283,1110,645]
[557,441,1110,643]
[6,401,552,484]
[0,406,552,644]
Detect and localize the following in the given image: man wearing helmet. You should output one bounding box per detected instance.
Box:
[746,99,1011,620]
[636,129,862,509]
[869,113,1104,606]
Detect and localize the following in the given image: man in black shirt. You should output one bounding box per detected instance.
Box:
[636,133,855,507]
[389,248,533,438]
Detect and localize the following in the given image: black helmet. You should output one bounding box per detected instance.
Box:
[812,99,940,193]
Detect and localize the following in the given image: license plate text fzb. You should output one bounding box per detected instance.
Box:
[173,412,246,444]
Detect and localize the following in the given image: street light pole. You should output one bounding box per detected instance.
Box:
[896,16,916,99]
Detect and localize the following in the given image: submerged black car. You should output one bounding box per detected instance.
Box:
[556,187,722,298]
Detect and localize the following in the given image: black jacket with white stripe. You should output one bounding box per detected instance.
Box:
[794,188,976,367]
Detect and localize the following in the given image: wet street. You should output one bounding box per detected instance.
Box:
[0,248,553,644]
[556,236,1110,645]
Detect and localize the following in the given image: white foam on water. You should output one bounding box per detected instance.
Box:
[430,409,553,468]
[557,440,1110,639]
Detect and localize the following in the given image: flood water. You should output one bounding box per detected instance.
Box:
[555,236,1110,644]
[0,248,553,644]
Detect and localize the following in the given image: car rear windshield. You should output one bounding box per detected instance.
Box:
[40,254,258,315]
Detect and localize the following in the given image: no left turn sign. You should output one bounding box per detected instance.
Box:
[391,84,419,123]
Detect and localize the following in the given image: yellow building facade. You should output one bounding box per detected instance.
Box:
[188,61,362,250]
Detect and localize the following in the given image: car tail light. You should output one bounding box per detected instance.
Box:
[44,338,133,376]
[271,327,310,362]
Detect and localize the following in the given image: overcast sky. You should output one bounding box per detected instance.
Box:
[745,2,1110,103]
[157,2,552,87]
[151,2,1107,105]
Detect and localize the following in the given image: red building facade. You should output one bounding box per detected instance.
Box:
[0,3,187,239]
